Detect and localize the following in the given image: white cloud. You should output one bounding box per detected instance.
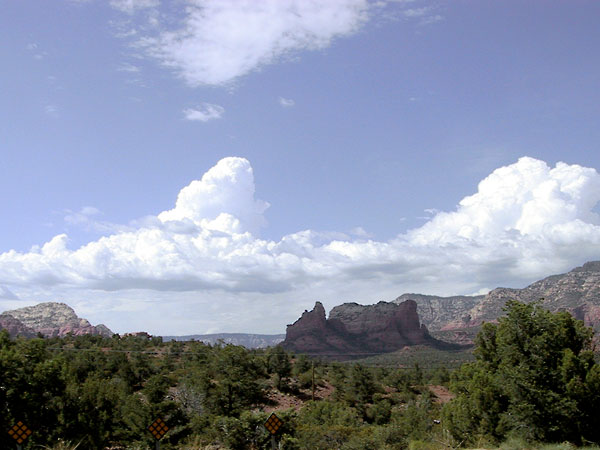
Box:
[137,0,369,86]
[110,0,159,14]
[183,103,225,122]
[408,157,600,243]
[1,156,600,333]
[278,97,295,107]
[158,157,269,234]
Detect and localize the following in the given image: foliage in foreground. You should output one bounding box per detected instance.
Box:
[443,301,600,446]
[0,329,442,449]
[2,301,600,449]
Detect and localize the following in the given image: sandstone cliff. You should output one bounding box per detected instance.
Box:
[282,300,450,357]
[0,302,113,338]
[393,293,483,331]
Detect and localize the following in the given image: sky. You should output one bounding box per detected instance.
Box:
[1,0,600,335]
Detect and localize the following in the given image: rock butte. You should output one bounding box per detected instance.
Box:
[282,299,455,358]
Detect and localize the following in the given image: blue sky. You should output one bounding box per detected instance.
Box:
[1,0,600,335]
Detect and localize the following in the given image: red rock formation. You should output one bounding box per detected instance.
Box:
[0,314,37,338]
[283,302,357,355]
[282,299,445,357]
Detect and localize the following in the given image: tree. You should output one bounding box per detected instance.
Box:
[345,364,377,407]
[443,300,600,445]
[209,345,264,416]
[266,345,292,390]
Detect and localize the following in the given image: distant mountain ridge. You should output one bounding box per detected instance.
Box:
[395,261,600,341]
[3,261,600,348]
[457,261,600,331]
[163,333,285,349]
[0,302,113,338]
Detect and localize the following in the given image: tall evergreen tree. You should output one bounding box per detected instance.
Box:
[443,300,600,445]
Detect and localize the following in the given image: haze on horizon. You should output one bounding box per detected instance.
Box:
[1,0,600,335]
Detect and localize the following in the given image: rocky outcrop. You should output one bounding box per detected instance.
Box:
[456,261,600,332]
[282,300,449,357]
[0,302,113,338]
[393,293,484,331]
[390,262,600,345]
[0,313,37,338]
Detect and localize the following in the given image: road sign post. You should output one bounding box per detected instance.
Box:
[148,417,169,450]
[8,421,32,450]
[264,412,283,450]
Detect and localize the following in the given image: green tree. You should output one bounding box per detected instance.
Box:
[266,345,292,390]
[209,345,264,416]
[443,300,600,445]
[345,364,378,408]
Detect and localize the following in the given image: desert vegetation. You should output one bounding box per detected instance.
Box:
[1,301,600,449]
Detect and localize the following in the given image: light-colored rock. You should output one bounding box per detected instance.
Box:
[393,293,483,331]
[1,302,113,338]
[463,261,600,332]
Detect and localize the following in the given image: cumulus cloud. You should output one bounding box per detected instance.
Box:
[137,0,369,86]
[158,157,269,233]
[1,156,600,332]
[183,103,225,122]
[409,157,600,243]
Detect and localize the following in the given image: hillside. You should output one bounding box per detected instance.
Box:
[0,302,113,338]
[393,261,600,341]
[446,261,600,332]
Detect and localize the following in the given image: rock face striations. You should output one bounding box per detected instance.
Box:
[0,302,113,338]
[395,261,600,343]
[393,293,484,331]
[282,300,447,357]
[456,261,600,332]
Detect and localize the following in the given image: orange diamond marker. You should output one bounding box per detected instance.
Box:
[8,421,32,444]
[148,417,169,440]
[264,412,283,435]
